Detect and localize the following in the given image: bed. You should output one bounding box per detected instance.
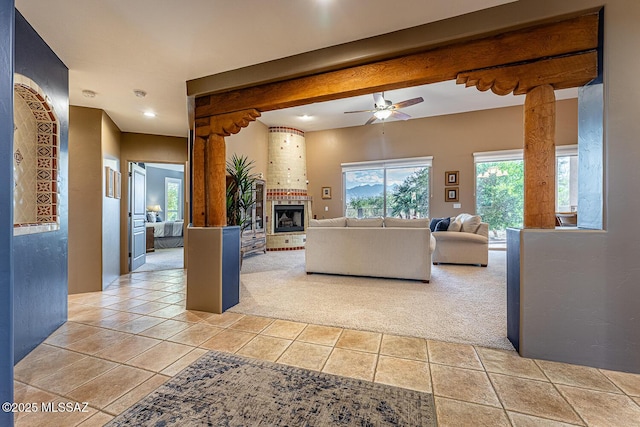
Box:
[146,220,184,249]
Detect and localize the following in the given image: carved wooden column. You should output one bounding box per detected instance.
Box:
[192,109,260,227]
[523,85,556,228]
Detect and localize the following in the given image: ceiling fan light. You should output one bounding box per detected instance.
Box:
[374,109,392,120]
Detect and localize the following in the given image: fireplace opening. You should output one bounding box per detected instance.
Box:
[274,205,304,233]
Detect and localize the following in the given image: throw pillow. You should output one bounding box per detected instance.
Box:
[156,214,163,222]
[435,217,450,232]
[146,212,156,223]
[429,217,445,232]
[448,216,462,232]
[308,217,347,227]
[460,214,482,233]
[383,217,430,228]
[346,217,384,227]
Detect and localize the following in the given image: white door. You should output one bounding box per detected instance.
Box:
[130,162,147,271]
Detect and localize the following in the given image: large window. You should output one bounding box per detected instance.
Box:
[474,145,578,241]
[342,157,432,219]
[165,177,182,221]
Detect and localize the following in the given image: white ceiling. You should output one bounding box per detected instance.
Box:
[13,0,572,137]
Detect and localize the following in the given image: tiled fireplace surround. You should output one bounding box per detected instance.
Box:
[266,127,312,251]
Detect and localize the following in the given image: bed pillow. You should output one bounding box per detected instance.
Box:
[156,214,163,222]
[384,217,430,228]
[146,212,156,222]
[346,217,384,227]
[308,217,347,227]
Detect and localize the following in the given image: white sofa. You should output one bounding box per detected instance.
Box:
[305,217,436,282]
[431,214,489,267]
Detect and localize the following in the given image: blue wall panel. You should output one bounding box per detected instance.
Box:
[0,1,15,424]
[13,10,69,362]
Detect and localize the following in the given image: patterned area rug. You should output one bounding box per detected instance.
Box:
[107,351,437,426]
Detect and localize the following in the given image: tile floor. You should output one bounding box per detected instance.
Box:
[12,268,640,426]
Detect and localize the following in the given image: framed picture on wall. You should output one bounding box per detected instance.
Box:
[105,166,114,198]
[445,187,459,202]
[114,171,121,199]
[322,187,332,199]
[445,170,459,185]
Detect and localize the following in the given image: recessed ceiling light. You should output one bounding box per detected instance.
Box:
[82,90,96,98]
[144,111,156,118]
[134,89,147,98]
[300,114,313,121]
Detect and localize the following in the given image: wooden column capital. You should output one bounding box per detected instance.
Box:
[192,109,261,227]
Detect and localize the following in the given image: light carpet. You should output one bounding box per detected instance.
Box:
[236,250,513,350]
[107,351,436,426]
[133,248,184,272]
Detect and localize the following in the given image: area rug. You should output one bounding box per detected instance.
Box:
[237,250,512,350]
[133,248,184,272]
[107,351,437,426]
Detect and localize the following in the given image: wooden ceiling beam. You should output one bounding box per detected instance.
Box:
[195,13,599,118]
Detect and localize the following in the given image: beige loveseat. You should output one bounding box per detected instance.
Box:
[431,214,489,267]
[305,217,436,282]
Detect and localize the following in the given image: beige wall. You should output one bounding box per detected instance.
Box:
[226,119,269,179]
[119,133,188,274]
[304,99,577,220]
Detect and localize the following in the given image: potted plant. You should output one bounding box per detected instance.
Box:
[226,154,258,233]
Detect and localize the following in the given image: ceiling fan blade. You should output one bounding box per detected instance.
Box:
[344,109,376,114]
[392,97,424,109]
[391,111,412,121]
[364,115,378,125]
[373,92,385,107]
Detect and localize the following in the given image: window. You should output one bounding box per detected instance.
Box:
[474,145,578,241]
[165,177,182,221]
[342,157,432,219]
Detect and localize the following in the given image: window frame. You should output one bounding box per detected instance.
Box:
[164,177,183,221]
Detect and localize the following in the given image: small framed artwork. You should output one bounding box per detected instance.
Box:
[114,171,121,199]
[105,167,114,198]
[322,187,332,199]
[445,170,459,185]
[445,187,459,202]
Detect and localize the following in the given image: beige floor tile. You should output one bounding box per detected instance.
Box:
[335,329,382,353]
[110,315,165,334]
[103,287,151,298]
[155,293,185,304]
[297,324,343,346]
[507,411,585,426]
[374,355,431,392]
[476,347,546,380]
[161,348,209,376]
[203,311,244,328]
[66,329,133,355]
[277,341,332,371]
[103,298,148,311]
[200,329,256,353]
[14,345,86,383]
[76,411,114,426]
[69,308,121,325]
[634,396,640,406]
[138,319,191,339]
[132,290,173,301]
[228,315,274,333]
[85,311,142,330]
[31,356,117,394]
[322,348,377,381]
[236,335,292,362]
[44,323,102,347]
[147,304,186,319]
[380,334,428,361]
[600,369,640,396]
[435,397,510,427]
[536,359,619,393]
[93,335,161,363]
[163,284,186,293]
[170,310,213,323]
[104,374,169,416]
[558,384,640,427]
[428,340,483,370]
[67,365,154,409]
[167,323,224,346]
[13,383,57,409]
[489,373,582,424]
[126,301,171,315]
[431,364,501,407]
[261,319,307,339]
[126,341,194,372]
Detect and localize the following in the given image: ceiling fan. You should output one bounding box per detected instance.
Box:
[344,92,424,125]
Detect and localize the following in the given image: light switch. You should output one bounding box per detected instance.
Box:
[453,203,461,209]
[324,206,329,211]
